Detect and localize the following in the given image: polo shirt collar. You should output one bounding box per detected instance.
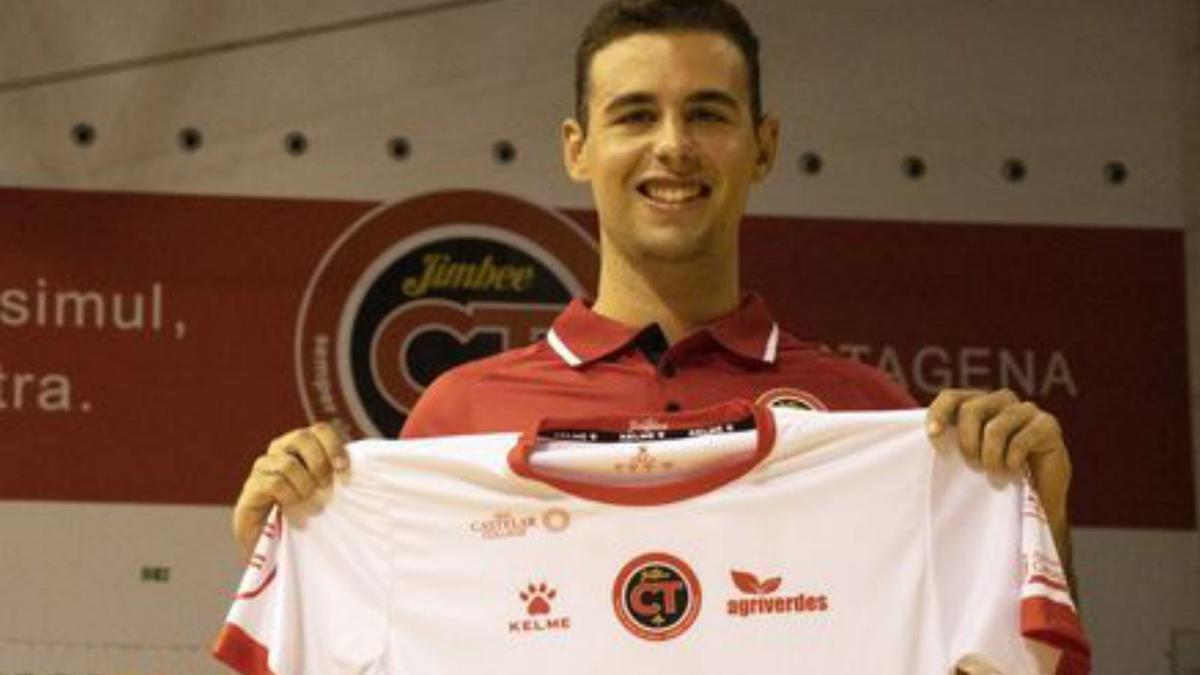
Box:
[546,294,780,368]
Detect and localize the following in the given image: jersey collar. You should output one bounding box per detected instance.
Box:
[546,293,781,368]
[507,399,777,506]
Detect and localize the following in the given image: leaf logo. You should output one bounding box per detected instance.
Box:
[730,570,782,595]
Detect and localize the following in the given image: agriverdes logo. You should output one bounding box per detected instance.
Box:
[613,552,701,641]
[726,570,830,618]
[296,190,597,438]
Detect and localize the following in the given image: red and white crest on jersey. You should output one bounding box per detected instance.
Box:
[612,552,702,642]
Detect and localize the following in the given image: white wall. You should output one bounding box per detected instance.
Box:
[1,1,1196,673]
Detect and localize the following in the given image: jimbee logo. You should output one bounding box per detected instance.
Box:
[296,191,597,437]
[612,552,701,641]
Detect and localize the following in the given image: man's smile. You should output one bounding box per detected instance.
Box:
[635,177,713,209]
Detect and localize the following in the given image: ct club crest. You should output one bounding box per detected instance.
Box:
[296,190,597,437]
[612,552,702,641]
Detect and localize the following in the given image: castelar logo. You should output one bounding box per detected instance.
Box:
[296,191,597,437]
[470,511,537,539]
[469,508,571,539]
[613,552,701,641]
[727,570,830,618]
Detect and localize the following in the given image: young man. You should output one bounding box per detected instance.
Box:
[234,0,1072,579]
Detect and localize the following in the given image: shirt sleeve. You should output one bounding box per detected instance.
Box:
[212,449,391,674]
[928,436,1090,674]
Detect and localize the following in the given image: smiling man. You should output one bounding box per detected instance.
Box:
[234,0,1073,589]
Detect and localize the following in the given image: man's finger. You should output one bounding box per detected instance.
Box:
[311,422,349,473]
[259,453,316,501]
[1008,411,1064,471]
[289,430,333,485]
[246,458,304,507]
[266,429,303,457]
[955,389,1019,462]
[979,402,1038,471]
[926,389,984,435]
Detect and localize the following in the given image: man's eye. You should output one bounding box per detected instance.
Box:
[616,110,656,124]
[689,109,728,123]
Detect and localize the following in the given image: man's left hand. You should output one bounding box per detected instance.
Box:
[926,388,1073,567]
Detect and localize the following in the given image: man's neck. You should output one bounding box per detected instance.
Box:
[591,248,740,345]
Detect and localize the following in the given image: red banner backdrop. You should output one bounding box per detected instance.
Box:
[0,187,1191,529]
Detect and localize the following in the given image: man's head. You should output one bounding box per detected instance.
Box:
[575,0,762,133]
[562,0,778,268]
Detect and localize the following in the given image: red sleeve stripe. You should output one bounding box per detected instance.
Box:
[1020,597,1092,675]
[212,622,277,675]
[1027,573,1071,593]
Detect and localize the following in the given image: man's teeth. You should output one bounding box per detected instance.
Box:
[644,183,704,203]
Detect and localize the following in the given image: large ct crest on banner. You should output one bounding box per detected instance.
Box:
[296,190,598,438]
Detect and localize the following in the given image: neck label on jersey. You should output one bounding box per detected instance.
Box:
[542,415,755,443]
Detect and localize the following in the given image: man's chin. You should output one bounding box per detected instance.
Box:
[628,234,713,265]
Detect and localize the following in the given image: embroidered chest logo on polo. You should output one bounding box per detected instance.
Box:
[755,387,829,411]
[296,191,598,437]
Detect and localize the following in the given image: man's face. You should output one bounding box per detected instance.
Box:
[563,31,778,266]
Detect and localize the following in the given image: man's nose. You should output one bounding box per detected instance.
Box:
[652,116,699,171]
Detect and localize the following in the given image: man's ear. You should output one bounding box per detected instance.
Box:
[752,114,780,182]
[561,118,590,183]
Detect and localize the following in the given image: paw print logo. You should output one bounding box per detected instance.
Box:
[519,582,557,616]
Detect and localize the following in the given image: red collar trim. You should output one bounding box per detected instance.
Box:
[706,294,780,363]
[506,400,776,506]
[546,294,780,367]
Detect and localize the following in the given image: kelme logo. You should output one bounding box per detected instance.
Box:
[296,191,597,437]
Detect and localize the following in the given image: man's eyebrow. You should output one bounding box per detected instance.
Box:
[600,89,741,115]
[686,89,740,109]
[603,92,656,114]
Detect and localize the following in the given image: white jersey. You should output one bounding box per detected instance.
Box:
[214,402,1089,674]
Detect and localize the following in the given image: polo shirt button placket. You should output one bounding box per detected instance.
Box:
[658,360,681,412]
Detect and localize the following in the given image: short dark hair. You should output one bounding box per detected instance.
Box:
[574,0,762,131]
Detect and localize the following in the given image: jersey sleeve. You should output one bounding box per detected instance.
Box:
[212,451,392,674]
[927,437,1090,674]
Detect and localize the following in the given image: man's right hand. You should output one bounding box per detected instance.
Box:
[233,422,348,561]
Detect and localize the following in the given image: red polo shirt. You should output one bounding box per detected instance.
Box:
[401,294,916,438]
